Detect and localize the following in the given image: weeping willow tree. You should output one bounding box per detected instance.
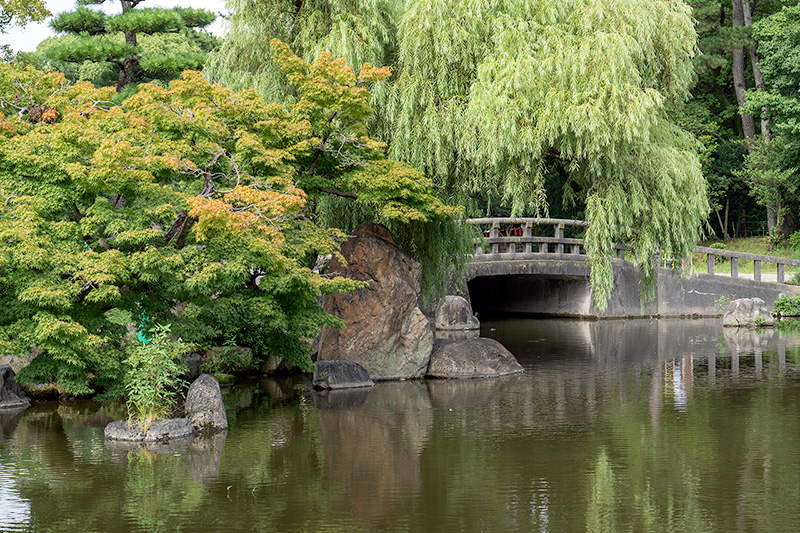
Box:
[209,0,709,311]
[205,0,398,100]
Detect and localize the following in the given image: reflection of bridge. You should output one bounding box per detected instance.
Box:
[465,218,800,318]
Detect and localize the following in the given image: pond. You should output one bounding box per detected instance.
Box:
[3,318,800,532]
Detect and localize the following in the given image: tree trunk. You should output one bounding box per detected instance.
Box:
[732,0,756,145]
[116,1,139,92]
[742,0,770,141]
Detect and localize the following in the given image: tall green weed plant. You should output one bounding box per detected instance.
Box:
[124,324,189,431]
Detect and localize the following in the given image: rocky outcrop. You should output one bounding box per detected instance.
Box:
[185,374,228,433]
[0,365,30,409]
[435,295,480,331]
[723,297,775,327]
[317,223,433,380]
[313,360,374,390]
[105,418,194,442]
[260,354,294,375]
[427,338,524,379]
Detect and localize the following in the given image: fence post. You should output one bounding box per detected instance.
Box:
[778,263,785,284]
[731,257,738,278]
[523,222,532,253]
[556,223,564,254]
[754,260,761,281]
[490,222,499,255]
[707,253,715,275]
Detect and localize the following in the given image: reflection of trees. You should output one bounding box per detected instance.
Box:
[4,320,800,531]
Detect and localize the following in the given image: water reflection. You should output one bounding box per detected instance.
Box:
[318,382,433,528]
[3,319,800,531]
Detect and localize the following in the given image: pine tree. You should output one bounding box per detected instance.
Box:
[209,0,710,310]
[48,0,216,92]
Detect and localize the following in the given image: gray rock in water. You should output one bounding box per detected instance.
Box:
[723,297,775,327]
[185,374,228,432]
[105,418,194,442]
[427,338,524,379]
[0,365,30,409]
[313,360,374,390]
[435,295,480,331]
[317,222,433,380]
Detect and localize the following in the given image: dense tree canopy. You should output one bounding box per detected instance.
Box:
[0,44,456,394]
[209,0,709,308]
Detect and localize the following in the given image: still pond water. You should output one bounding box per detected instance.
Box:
[3,318,800,532]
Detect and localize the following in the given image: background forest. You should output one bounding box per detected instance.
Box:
[1,0,800,397]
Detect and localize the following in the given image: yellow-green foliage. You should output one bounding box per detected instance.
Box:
[0,46,456,395]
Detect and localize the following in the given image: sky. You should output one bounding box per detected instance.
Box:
[0,0,229,53]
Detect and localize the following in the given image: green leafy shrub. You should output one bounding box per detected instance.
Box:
[790,231,800,252]
[773,295,800,316]
[124,324,189,430]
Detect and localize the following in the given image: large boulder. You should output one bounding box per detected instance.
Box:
[435,295,480,331]
[105,418,194,442]
[0,365,30,409]
[185,374,228,433]
[317,223,433,380]
[723,297,775,327]
[427,338,524,379]
[313,360,374,390]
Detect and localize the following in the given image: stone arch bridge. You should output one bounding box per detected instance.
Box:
[465,218,800,318]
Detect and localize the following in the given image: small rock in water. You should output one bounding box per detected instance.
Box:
[427,338,524,379]
[185,374,228,433]
[723,297,774,327]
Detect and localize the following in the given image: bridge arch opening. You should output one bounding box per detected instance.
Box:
[467,274,593,318]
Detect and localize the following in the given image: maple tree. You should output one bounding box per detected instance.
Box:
[0,42,457,395]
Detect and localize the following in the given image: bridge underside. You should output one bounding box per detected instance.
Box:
[466,255,800,318]
[469,274,593,317]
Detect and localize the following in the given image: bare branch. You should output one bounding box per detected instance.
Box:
[319,187,358,199]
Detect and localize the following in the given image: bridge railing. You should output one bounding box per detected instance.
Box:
[468,218,800,284]
[695,246,800,283]
[466,218,620,257]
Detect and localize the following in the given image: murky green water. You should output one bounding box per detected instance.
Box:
[3,318,800,532]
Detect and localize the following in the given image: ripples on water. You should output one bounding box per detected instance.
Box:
[3,318,800,531]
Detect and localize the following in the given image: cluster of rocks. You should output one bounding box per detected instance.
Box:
[313,222,522,390]
[105,374,228,442]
